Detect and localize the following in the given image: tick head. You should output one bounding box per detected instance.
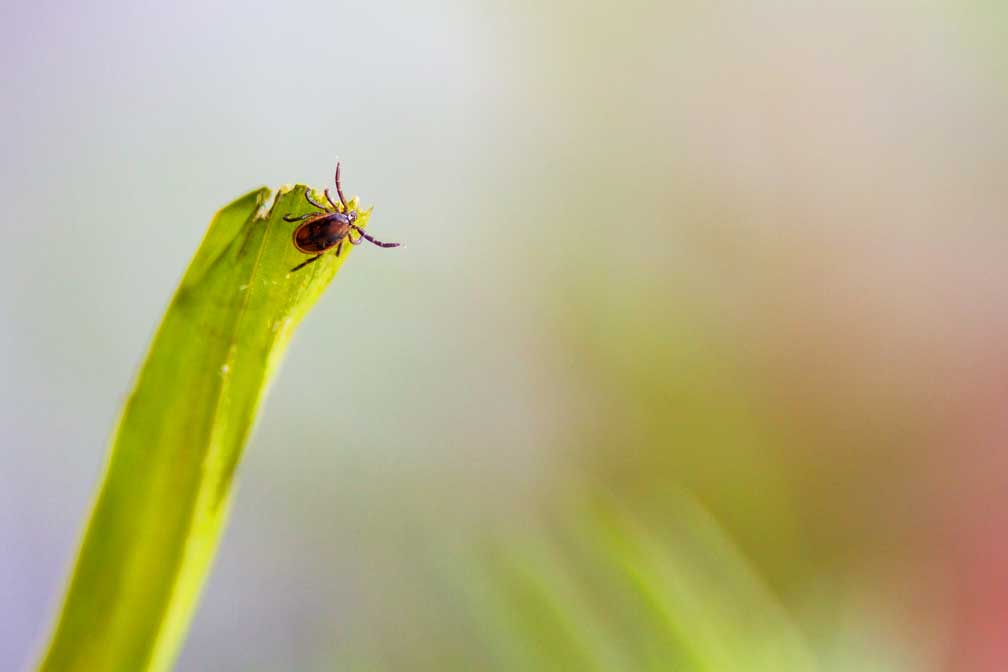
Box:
[347,210,358,225]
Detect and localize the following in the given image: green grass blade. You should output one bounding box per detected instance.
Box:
[39,184,374,672]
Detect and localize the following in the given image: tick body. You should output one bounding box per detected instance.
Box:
[284,163,400,272]
[292,211,355,254]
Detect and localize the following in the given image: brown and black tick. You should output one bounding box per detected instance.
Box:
[284,163,400,272]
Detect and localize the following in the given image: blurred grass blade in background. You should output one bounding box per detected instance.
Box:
[343,494,818,672]
[38,185,373,672]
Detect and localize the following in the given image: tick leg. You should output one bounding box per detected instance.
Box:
[303,188,329,211]
[290,254,323,272]
[283,212,321,222]
[350,224,401,248]
[324,188,342,211]
[335,240,344,257]
[334,163,349,210]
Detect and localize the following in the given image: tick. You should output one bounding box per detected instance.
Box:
[284,163,400,272]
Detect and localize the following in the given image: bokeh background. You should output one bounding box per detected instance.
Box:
[3,1,1007,670]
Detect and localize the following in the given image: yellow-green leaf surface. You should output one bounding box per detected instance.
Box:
[39,184,374,672]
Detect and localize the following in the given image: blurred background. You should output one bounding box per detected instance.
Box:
[2,1,1007,670]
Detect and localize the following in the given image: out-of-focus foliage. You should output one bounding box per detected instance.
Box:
[325,275,931,672]
[341,494,816,672]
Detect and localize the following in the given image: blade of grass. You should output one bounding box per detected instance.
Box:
[39,184,374,672]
